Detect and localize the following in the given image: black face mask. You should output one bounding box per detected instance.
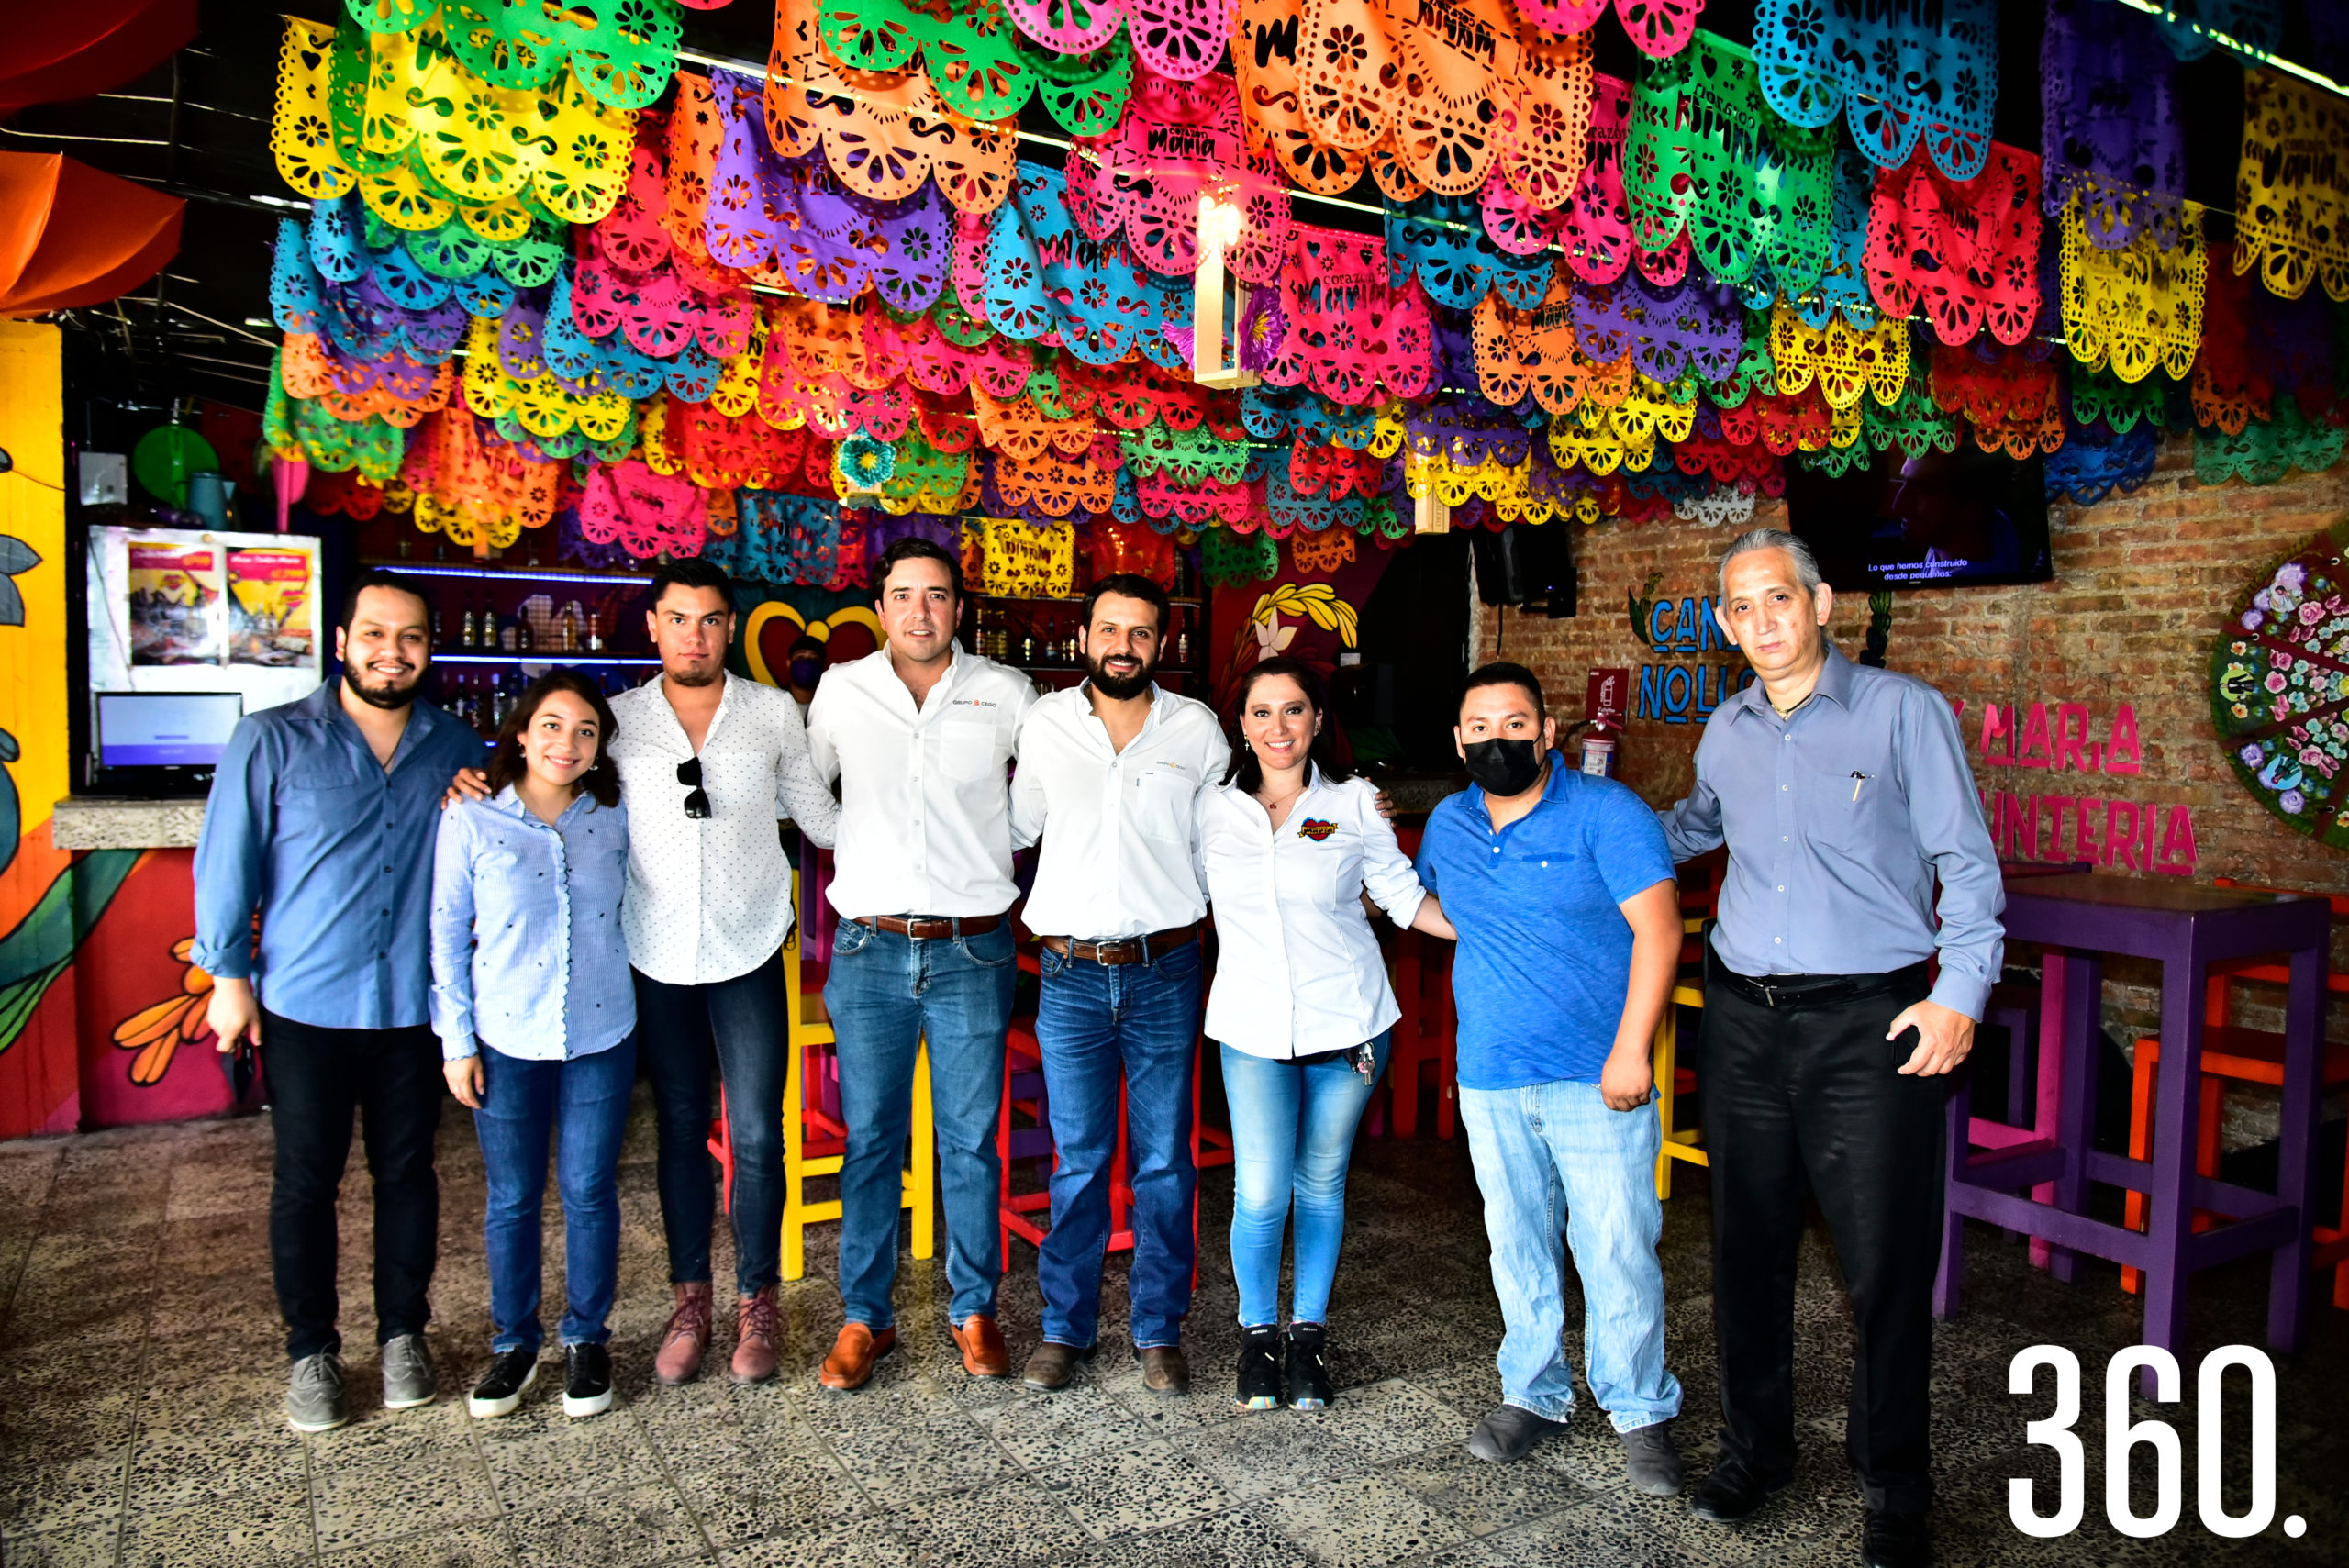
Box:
[1462,737,1544,797]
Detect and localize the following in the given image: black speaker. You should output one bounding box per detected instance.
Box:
[1472,526,1528,606]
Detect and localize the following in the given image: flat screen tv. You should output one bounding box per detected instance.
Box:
[1783,445,2052,590]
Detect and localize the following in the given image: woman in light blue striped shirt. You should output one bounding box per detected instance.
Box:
[431,671,633,1420]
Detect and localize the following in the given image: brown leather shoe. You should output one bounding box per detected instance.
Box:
[654,1283,714,1386]
[730,1287,781,1385]
[950,1314,1009,1378]
[818,1322,896,1391]
[1020,1340,1095,1391]
[1137,1344,1190,1397]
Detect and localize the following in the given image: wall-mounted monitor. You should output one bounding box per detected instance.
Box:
[1784,446,2053,590]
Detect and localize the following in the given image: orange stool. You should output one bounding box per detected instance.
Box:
[2120,880,2348,1307]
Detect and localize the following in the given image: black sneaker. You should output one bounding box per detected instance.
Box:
[1287,1322,1332,1411]
[466,1348,538,1418]
[1236,1324,1283,1411]
[563,1343,613,1418]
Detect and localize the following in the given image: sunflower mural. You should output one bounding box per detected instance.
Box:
[112,938,219,1086]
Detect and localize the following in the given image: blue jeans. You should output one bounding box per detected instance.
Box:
[1221,1032,1389,1329]
[1034,939,1203,1350]
[1458,1079,1681,1432]
[636,954,789,1296]
[827,917,1016,1329]
[473,1038,637,1353]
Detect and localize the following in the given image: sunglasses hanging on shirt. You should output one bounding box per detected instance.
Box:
[677,756,711,819]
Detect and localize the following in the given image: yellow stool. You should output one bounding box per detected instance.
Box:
[779,875,936,1282]
[1653,917,1710,1199]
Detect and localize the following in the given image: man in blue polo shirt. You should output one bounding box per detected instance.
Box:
[1416,662,1686,1493]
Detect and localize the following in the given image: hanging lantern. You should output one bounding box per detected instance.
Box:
[1191,192,1257,392]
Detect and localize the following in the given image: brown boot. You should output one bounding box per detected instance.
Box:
[655,1283,714,1386]
[818,1322,896,1391]
[1137,1344,1191,1397]
[730,1286,782,1385]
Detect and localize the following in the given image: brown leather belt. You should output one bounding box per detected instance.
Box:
[1041,925,1199,966]
[856,912,1006,940]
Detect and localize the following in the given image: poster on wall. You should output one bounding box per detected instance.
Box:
[86,525,323,716]
[125,543,222,665]
[225,548,315,668]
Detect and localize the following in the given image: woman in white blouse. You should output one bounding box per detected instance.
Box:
[1196,657,1454,1413]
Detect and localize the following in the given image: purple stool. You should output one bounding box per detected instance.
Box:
[1935,873,2331,1390]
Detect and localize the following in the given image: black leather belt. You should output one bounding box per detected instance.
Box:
[1709,962,1930,1010]
[1041,925,1199,965]
[858,912,1006,940]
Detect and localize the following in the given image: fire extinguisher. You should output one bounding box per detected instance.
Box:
[1581,667,1629,779]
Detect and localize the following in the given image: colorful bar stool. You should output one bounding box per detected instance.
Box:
[1936,873,2330,1388]
[2118,881,2349,1306]
[1380,926,1458,1140]
[703,862,934,1283]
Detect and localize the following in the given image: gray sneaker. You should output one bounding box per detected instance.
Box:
[382,1333,438,1410]
[286,1351,349,1432]
[1622,1420,1684,1496]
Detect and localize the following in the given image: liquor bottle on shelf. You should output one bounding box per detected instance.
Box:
[517,615,533,654]
[561,605,579,652]
[431,603,444,647]
[1176,628,1190,666]
[585,611,604,653]
[1019,630,1035,664]
[460,597,478,650]
[1064,631,1079,664]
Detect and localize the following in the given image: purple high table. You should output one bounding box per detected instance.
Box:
[1935,873,2331,1377]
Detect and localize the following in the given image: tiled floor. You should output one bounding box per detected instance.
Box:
[0,1091,2342,1567]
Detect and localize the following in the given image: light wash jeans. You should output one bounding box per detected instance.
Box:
[1220,1033,1389,1328]
[1458,1078,1680,1433]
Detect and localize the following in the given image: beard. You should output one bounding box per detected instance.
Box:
[664,660,723,688]
[342,662,421,710]
[1086,649,1157,701]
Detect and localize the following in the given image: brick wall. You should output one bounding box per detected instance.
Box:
[1475,440,2349,1134]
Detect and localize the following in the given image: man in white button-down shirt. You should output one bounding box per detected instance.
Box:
[1006,574,1230,1397]
[806,538,1037,1391]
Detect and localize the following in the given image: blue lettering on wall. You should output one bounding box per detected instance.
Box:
[1663,664,1693,719]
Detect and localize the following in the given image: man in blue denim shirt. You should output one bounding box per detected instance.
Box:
[194,571,485,1433]
[1416,663,1687,1495]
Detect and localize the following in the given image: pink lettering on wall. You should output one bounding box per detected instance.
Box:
[1971,700,2188,875]
[1978,788,2198,875]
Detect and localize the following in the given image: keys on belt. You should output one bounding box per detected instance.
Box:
[855,912,1006,940]
[1041,925,1199,965]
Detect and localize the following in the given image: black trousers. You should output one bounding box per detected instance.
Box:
[1698,967,1945,1515]
[259,1010,443,1361]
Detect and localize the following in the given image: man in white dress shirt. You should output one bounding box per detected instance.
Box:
[806,538,1037,1390]
[1007,574,1230,1396]
[456,557,842,1389]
